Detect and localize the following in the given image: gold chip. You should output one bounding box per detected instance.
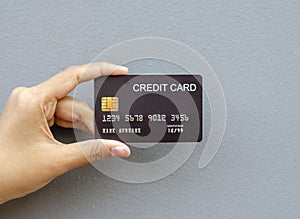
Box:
[101,97,119,112]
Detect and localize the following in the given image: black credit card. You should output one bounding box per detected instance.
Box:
[94,75,202,143]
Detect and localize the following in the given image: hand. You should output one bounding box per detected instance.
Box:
[0,62,131,204]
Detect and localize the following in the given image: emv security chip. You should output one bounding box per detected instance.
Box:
[94,75,202,143]
[101,97,119,112]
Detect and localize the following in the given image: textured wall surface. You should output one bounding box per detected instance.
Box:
[0,0,299,218]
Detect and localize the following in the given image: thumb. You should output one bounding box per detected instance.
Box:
[59,139,131,171]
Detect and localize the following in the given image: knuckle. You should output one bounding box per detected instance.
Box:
[89,142,103,161]
[11,86,28,97]
[88,141,110,162]
[65,65,77,72]
[73,100,91,122]
[73,109,82,123]
[9,87,37,106]
[6,87,43,114]
[99,61,108,66]
[78,99,91,109]
[64,65,82,83]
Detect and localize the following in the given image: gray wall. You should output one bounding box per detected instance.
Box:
[0,0,299,218]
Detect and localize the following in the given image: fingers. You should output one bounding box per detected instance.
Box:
[58,139,131,171]
[54,118,73,129]
[55,96,94,135]
[36,62,128,100]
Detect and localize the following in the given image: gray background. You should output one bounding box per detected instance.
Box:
[0,0,299,218]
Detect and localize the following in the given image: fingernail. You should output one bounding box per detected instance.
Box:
[118,66,128,72]
[111,145,130,158]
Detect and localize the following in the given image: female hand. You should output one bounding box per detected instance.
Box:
[0,62,131,204]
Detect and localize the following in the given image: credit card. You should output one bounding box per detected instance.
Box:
[94,75,202,143]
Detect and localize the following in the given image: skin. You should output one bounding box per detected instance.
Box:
[0,62,131,204]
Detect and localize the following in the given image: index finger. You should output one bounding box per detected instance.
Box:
[36,62,128,99]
